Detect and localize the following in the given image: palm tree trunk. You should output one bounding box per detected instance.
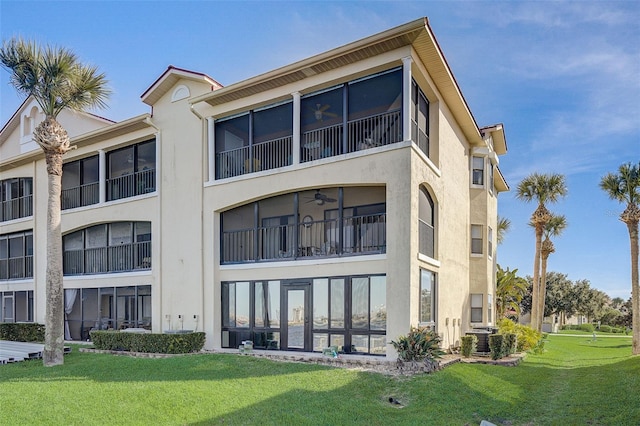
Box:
[42,152,65,366]
[531,227,543,331]
[35,118,69,367]
[538,255,549,333]
[627,219,639,355]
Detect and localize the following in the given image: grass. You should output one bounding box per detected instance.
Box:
[1,335,639,425]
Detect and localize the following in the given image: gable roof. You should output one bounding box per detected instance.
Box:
[190,17,487,146]
[141,65,222,106]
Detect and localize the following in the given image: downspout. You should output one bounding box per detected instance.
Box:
[189,103,207,338]
[144,116,162,332]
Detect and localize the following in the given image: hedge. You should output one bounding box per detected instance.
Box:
[489,334,504,360]
[461,335,477,358]
[90,331,206,354]
[0,323,45,342]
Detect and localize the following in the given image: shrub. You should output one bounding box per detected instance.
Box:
[0,323,45,342]
[599,325,612,333]
[497,318,543,352]
[503,333,517,355]
[579,323,595,333]
[391,326,445,372]
[489,334,504,360]
[90,331,206,354]
[460,335,477,358]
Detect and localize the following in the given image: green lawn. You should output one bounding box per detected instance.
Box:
[1,335,638,425]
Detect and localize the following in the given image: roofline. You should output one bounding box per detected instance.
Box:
[141,65,222,105]
[190,18,428,105]
[0,97,30,139]
[191,17,488,145]
[0,113,153,171]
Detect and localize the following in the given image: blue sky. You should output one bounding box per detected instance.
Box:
[1,1,638,299]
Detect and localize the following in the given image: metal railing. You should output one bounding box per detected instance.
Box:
[106,168,156,201]
[61,182,99,210]
[300,110,402,164]
[301,124,343,162]
[0,256,33,280]
[221,213,386,263]
[0,195,33,222]
[216,136,293,180]
[63,241,151,275]
[347,110,402,153]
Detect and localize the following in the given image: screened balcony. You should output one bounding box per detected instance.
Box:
[221,187,386,264]
[62,155,99,209]
[215,67,416,180]
[63,222,151,275]
[0,178,33,222]
[0,231,33,281]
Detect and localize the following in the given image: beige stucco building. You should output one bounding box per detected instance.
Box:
[0,18,507,358]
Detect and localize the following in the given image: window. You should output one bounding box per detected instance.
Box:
[420,269,436,327]
[107,139,156,201]
[488,227,493,258]
[0,178,33,222]
[418,187,435,257]
[472,156,484,186]
[471,225,483,255]
[411,79,429,157]
[471,293,483,323]
[62,156,99,209]
[488,161,495,194]
[0,231,33,280]
[1,290,34,322]
[63,221,152,275]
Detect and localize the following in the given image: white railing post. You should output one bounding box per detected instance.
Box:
[292,92,301,165]
[402,56,413,142]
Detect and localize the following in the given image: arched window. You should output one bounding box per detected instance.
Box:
[418,187,434,258]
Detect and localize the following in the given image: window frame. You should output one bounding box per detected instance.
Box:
[470,293,483,323]
[471,224,483,255]
[419,269,436,328]
[471,156,485,187]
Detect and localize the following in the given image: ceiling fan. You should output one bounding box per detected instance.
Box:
[305,189,337,205]
[312,103,338,121]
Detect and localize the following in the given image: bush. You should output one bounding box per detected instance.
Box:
[497,318,543,352]
[599,325,612,333]
[391,326,445,372]
[0,323,45,342]
[460,335,477,358]
[90,331,206,354]
[579,323,595,333]
[489,334,504,360]
[503,333,517,355]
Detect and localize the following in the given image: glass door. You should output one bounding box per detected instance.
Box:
[282,284,310,351]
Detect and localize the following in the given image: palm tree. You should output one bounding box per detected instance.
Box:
[496,265,528,319]
[497,216,511,245]
[536,214,567,331]
[0,38,109,366]
[600,162,640,355]
[516,173,567,331]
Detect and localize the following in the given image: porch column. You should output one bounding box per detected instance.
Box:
[98,149,106,204]
[207,117,215,182]
[292,91,301,165]
[402,56,413,142]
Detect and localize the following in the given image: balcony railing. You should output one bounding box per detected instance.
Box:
[301,110,402,163]
[215,110,403,179]
[107,169,156,201]
[63,241,151,275]
[0,195,33,222]
[221,213,386,264]
[0,256,33,281]
[62,182,99,210]
[216,136,293,180]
